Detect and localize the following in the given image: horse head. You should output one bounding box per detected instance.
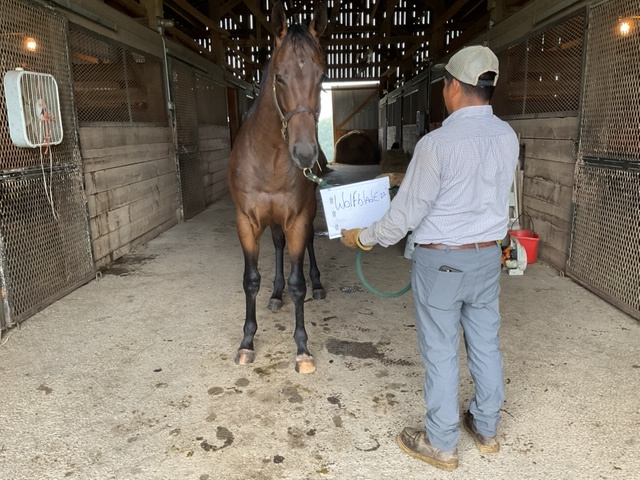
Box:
[270,1,327,170]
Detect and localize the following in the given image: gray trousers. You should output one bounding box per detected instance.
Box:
[411,244,505,451]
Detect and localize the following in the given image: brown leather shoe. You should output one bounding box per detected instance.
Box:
[463,411,500,453]
[396,427,458,471]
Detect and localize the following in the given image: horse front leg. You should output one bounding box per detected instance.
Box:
[268,224,286,311]
[306,225,326,300]
[286,230,315,374]
[235,218,262,366]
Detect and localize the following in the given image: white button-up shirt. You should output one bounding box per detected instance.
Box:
[360,105,519,247]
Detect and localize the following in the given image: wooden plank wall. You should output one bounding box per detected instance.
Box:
[507,116,579,271]
[80,126,180,269]
[199,125,231,205]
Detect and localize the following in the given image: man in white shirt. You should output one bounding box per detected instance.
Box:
[341,45,519,471]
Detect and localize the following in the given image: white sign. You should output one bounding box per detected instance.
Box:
[320,177,391,239]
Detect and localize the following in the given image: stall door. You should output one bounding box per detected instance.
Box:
[0,0,94,329]
[567,0,640,320]
[170,60,205,220]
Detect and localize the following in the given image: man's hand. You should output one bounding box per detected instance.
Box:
[340,228,373,250]
[340,228,361,249]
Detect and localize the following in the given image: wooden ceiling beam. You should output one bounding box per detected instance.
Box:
[223,33,433,48]
[165,25,217,60]
[327,0,342,35]
[163,0,228,35]
[107,0,147,18]
[219,0,244,16]
[242,0,274,37]
[442,0,474,21]
[381,0,398,35]
[369,0,383,19]
[140,0,163,30]
[446,11,491,52]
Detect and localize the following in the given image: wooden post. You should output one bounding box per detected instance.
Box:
[209,0,225,65]
[488,0,505,25]
[140,0,164,32]
[429,1,446,61]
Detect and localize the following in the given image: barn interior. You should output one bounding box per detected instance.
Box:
[0,1,638,479]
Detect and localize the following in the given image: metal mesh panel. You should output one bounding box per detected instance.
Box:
[0,0,93,328]
[0,2,80,170]
[0,169,94,323]
[69,27,167,125]
[568,165,640,319]
[493,15,585,117]
[172,60,205,220]
[568,0,640,320]
[492,41,528,116]
[524,15,584,114]
[578,2,640,164]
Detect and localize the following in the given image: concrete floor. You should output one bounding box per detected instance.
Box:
[1,164,638,480]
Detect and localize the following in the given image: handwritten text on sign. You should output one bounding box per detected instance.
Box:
[319,177,391,239]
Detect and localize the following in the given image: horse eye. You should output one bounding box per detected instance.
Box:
[275,74,285,85]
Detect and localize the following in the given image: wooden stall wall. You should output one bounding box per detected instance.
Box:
[507,117,578,270]
[80,126,180,269]
[199,124,231,205]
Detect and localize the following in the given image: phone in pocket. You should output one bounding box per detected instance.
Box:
[439,265,462,273]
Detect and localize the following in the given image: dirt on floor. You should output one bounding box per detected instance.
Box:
[0,164,638,480]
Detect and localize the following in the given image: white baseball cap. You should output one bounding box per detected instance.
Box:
[438,45,499,86]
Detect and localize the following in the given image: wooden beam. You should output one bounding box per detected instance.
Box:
[327,0,342,35]
[219,0,244,16]
[163,0,228,35]
[140,0,163,30]
[442,0,472,21]
[489,0,505,24]
[208,0,225,64]
[108,0,147,17]
[369,0,383,19]
[446,11,491,53]
[381,0,397,36]
[165,25,218,61]
[242,0,274,37]
[224,33,433,48]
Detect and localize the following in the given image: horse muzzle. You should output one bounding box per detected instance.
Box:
[290,141,318,169]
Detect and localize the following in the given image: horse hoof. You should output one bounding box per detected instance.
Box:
[295,354,316,374]
[235,349,255,365]
[268,298,283,311]
[312,288,326,300]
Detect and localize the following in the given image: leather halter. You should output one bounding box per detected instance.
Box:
[272,77,319,142]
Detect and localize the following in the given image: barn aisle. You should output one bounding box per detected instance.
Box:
[0,165,637,480]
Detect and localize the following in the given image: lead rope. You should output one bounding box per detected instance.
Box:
[302,168,412,297]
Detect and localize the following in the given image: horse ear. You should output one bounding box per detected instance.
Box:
[309,2,327,39]
[271,1,287,46]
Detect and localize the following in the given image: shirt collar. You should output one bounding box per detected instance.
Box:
[442,105,493,126]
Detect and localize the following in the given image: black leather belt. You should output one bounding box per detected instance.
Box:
[416,241,497,250]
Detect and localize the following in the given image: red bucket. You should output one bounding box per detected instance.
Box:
[508,229,539,263]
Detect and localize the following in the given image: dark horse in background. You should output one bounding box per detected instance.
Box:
[227,2,328,374]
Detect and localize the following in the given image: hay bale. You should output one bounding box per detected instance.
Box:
[334,130,380,165]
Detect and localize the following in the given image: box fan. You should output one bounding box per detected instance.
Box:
[4,70,64,148]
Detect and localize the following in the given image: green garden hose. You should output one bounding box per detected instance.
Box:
[355,248,412,298]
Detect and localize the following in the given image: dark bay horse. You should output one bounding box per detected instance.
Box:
[227,2,327,374]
